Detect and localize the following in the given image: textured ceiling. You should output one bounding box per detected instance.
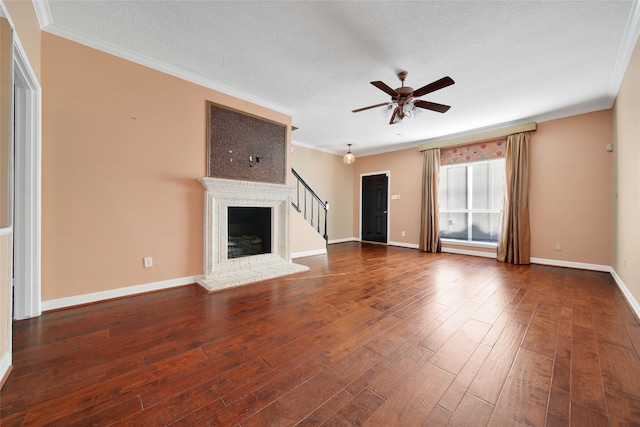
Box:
[38,1,640,156]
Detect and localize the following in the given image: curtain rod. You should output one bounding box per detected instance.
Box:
[418,122,537,151]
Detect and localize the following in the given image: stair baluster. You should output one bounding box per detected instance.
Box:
[291,169,329,247]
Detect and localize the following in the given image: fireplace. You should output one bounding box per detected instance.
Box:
[198,177,309,292]
[228,207,272,258]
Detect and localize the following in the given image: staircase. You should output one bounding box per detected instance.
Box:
[291,169,328,247]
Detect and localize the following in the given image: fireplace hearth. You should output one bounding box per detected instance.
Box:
[198,177,309,292]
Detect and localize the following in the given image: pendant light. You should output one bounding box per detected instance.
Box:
[343,144,356,165]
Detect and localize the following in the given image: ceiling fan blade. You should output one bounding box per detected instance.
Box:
[389,107,400,125]
[414,100,451,113]
[352,102,391,113]
[371,81,399,97]
[413,76,455,98]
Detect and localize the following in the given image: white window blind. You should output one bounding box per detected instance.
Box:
[439,159,505,243]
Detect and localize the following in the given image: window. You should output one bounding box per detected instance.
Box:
[439,159,505,244]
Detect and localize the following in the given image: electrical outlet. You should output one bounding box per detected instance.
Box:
[143,257,153,268]
[554,242,562,251]
[401,230,405,237]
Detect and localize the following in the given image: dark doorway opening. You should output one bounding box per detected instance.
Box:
[361,174,389,243]
[228,207,272,259]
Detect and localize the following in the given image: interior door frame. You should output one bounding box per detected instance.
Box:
[359,170,390,244]
[13,34,41,320]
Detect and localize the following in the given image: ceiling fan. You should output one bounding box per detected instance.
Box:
[352,71,455,125]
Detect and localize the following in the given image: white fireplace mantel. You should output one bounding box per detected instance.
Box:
[198,177,309,292]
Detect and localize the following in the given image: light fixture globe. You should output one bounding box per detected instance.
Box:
[343,144,356,165]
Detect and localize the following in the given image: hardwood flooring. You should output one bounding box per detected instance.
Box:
[2,242,640,426]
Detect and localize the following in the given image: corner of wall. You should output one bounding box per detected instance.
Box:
[610,267,640,321]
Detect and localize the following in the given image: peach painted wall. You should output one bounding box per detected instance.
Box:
[351,111,612,267]
[529,110,612,265]
[291,145,354,241]
[290,205,327,255]
[612,36,640,307]
[3,0,40,79]
[41,33,291,301]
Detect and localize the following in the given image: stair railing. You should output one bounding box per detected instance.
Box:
[291,169,328,246]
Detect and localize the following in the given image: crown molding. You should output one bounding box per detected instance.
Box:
[607,0,640,100]
[32,0,635,158]
[42,22,296,117]
[32,0,52,29]
[295,98,614,158]
[418,122,537,151]
[291,140,343,156]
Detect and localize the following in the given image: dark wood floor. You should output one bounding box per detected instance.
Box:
[2,242,640,426]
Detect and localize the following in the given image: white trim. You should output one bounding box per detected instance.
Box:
[0,1,8,21]
[42,275,203,312]
[0,227,11,237]
[12,35,42,320]
[442,247,498,259]
[388,241,420,250]
[0,352,11,385]
[348,110,604,158]
[328,237,358,244]
[530,257,610,272]
[359,171,391,244]
[441,238,498,250]
[418,122,537,151]
[32,0,52,29]
[291,140,340,156]
[440,252,613,270]
[42,23,295,117]
[291,248,327,259]
[302,237,640,321]
[610,268,640,320]
[607,0,640,105]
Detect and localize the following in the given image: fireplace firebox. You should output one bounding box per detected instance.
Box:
[228,207,272,258]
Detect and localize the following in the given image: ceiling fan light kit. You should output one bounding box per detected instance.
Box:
[343,144,356,165]
[353,71,454,125]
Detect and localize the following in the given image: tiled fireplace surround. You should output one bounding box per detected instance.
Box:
[198,177,309,292]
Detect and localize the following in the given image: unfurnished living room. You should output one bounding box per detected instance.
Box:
[1,1,640,426]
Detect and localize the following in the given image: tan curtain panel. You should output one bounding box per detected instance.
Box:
[497,132,531,264]
[419,148,441,253]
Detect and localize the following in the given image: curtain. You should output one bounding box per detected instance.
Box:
[497,132,531,264]
[419,148,441,253]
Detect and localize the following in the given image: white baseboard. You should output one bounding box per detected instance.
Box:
[609,268,640,320]
[328,237,358,244]
[37,254,640,325]
[291,248,327,259]
[530,257,610,272]
[437,251,639,320]
[443,247,498,259]
[41,275,203,311]
[0,351,11,387]
[388,241,420,249]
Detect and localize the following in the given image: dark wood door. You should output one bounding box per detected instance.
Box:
[361,174,388,243]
